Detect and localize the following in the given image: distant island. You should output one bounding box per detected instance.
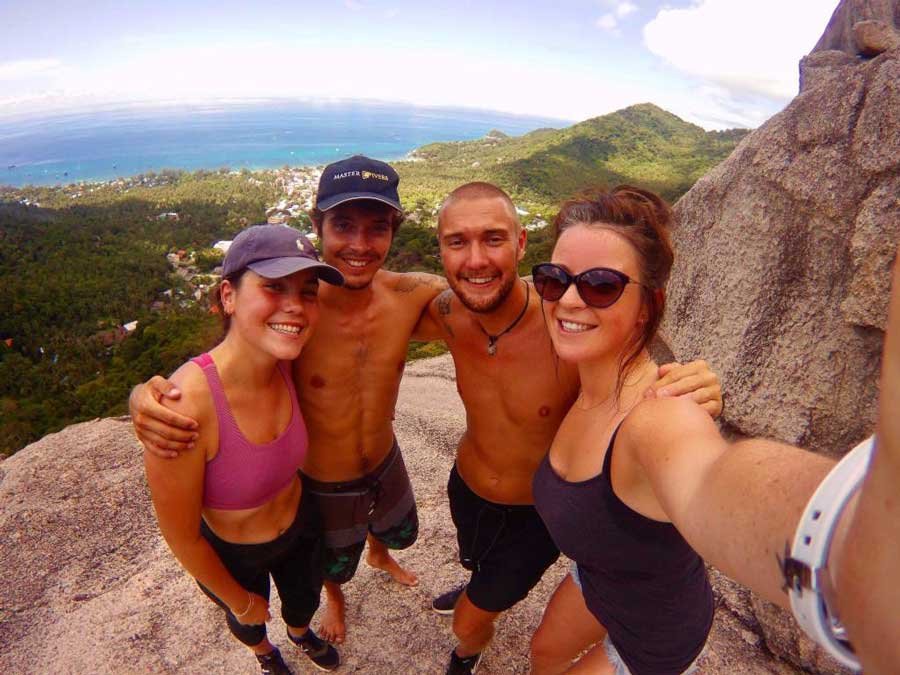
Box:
[0,103,749,455]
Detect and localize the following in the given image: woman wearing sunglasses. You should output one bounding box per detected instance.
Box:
[527,187,847,674]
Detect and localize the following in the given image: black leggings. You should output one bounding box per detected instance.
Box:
[198,486,323,646]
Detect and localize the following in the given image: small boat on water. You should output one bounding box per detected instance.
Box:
[7,164,15,170]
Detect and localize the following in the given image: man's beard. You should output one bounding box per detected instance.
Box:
[450,273,517,314]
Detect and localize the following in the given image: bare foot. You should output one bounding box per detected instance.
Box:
[318,581,347,644]
[366,548,419,586]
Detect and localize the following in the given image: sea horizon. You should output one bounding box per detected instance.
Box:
[0,98,568,189]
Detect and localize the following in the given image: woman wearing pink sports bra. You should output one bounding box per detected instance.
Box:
[143,225,344,675]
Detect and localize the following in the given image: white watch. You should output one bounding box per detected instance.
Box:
[781,436,874,671]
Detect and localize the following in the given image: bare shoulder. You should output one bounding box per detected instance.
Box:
[143,360,212,477]
[434,287,457,317]
[619,397,720,463]
[431,287,460,333]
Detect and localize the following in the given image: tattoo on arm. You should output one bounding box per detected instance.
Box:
[436,289,454,338]
[395,276,423,294]
[395,273,448,295]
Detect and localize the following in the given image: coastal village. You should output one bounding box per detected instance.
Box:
[118,166,325,342]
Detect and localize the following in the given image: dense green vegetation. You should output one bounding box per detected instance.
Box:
[0,103,747,455]
[0,170,277,455]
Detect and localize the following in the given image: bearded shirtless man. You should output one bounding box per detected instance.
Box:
[415,183,722,675]
[132,156,447,644]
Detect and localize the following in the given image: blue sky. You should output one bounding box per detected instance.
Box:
[0,0,839,129]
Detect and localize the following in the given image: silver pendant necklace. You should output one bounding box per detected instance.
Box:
[475,281,530,356]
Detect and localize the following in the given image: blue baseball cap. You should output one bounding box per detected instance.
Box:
[316,155,402,212]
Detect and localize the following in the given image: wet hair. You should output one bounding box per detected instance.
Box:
[212,268,248,336]
[438,182,520,232]
[553,185,675,394]
[309,199,405,235]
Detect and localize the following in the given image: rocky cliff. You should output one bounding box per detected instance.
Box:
[0,357,791,674]
[663,0,899,672]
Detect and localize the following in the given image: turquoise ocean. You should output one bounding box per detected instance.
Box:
[0,100,565,188]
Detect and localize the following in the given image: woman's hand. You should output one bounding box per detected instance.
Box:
[232,592,272,626]
[645,359,723,418]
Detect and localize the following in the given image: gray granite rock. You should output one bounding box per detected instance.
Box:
[0,366,793,674]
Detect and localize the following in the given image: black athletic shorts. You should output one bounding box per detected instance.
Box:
[198,480,323,646]
[448,464,560,613]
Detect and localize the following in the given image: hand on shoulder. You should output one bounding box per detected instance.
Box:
[163,360,212,422]
[134,361,208,460]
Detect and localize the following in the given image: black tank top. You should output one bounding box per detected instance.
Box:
[533,425,714,675]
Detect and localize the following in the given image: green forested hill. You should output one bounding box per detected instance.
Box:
[396,103,748,210]
[0,104,748,454]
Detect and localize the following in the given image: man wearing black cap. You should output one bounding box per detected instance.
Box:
[291,156,447,643]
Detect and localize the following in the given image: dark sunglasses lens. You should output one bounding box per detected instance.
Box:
[533,266,569,301]
[578,269,627,307]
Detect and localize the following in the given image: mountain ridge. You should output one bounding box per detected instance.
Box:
[399,103,748,204]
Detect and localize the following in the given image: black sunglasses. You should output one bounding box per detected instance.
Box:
[531,263,645,308]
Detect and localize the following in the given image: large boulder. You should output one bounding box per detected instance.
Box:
[800,0,899,90]
[666,41,898,458]
[664,1,899,671]
[810,0,899,55]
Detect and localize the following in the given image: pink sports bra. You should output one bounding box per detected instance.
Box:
[191,353,308,510]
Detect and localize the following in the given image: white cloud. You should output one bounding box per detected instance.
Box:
[615,1,638,18]
[597,13,618,31]
[643,0,837,101]
[0,59,63,81]
[596,1,639,33]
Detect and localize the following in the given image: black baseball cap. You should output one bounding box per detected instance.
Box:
[223,224,344,285]
[316,155,402,212]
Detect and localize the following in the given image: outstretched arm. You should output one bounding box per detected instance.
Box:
[621,399,833,609]
[835,252,900,674]
[130,377,199,458]
[644,359,723,418]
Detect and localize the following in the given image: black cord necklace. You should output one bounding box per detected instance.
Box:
[475,280,530,356]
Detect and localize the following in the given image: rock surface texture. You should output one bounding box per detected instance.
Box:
[1,358,799,674]
[664,1,899,672]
